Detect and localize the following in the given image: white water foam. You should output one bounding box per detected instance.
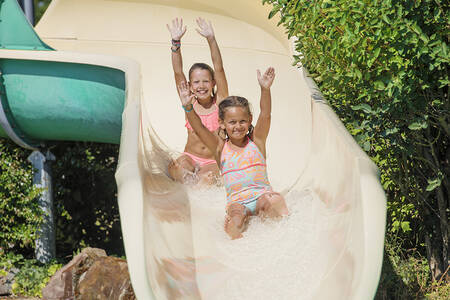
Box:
[187,187,334,300]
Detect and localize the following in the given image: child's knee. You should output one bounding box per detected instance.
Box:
[257,193,288,216]
[227,202,247,218]
[177,155,196,172]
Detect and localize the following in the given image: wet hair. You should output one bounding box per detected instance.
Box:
[189,63,216,99]
[218,96,254,139]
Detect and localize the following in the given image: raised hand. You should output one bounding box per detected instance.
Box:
[257,67,276,89]
[166,17,187,41]
[195,17,215,40]
[178,81,195,107]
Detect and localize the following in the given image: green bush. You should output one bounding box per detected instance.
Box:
[0,140,122,296]
[0,140,43,256]
[0,252,61,297]
[264,0,448,282]
[1,140,124,258]
[11,258,61,297]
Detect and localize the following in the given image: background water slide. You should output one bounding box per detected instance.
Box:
[1,0,386,298]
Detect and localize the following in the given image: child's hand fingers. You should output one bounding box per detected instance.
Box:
[256,69,261,79]
[178,81,187,92]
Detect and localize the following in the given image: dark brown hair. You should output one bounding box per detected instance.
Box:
[188,63,214,80]
[218,96,254,139]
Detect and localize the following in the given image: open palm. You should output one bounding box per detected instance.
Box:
[195,17,214,40]
[167,17,186,40]
[178,81,194,106]
[257,67,275,89]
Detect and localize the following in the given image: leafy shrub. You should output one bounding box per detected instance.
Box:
[11,258,61,297]
[1,139,123,257]
[264,0,448,281]
[0,252,61,297]
[0,140,43,256]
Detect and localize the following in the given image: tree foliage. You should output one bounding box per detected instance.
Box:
[50,142,124,258]
[264,0,449,281]
[0,140,43,256]
[0,140,123,260]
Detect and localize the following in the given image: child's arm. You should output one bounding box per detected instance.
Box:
[167,18,188,93]
[253,67,275,155]
[178,81,220,155]
[196,18,229,103]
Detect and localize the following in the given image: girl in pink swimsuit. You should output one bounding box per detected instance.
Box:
[177,67,289,239]
[166,17,229,184]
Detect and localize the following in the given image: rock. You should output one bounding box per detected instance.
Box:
[76,256,135,300]
[42,247,135,300]
[0,268,19,296]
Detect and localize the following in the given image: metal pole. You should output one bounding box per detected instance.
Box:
[22,0,35,26]
[28,149,56,263]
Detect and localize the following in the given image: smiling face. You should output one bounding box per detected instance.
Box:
[220,106,252,141]
[189,68,215,104]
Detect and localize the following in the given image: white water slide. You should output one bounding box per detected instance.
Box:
[35,0,386,299]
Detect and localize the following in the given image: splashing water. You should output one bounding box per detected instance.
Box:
[187,186,336,300]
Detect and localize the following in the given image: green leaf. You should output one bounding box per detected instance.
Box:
[426,177,442,192]
[268,9,278,19]
[401,221,411,232]
[351,103,374,114]
[408,121,428,130]
[374,81,385,90]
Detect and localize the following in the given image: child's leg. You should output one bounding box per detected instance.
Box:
[256,192,289,218]
[224,202,250,240]
[168,155,198,184]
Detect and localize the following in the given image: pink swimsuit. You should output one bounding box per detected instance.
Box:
[184,103,219,167]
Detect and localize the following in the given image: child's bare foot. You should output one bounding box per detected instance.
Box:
[168,156,198,184]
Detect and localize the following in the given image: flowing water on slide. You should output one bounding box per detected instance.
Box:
[186,185,344,299]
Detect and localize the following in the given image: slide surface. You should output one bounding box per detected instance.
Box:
[4,0,386,299]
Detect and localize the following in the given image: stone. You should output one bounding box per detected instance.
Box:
[0,268,19,296]
[75,256,135,300]
[41,247,107,300]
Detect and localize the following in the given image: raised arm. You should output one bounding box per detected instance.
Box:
[167,18,188,91]
[196,18,229,103]
[253,67,275,154]
[178,81,220,156]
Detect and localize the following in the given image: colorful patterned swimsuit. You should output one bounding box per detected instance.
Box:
[220,138,272,213]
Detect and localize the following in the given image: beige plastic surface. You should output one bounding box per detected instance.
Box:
[32,0,385,299]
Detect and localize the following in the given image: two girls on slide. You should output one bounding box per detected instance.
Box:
[168,18,288,239]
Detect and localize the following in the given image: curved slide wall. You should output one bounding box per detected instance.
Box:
[2,0,386,299]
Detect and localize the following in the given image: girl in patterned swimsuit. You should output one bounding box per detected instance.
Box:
[177,67,289,239]
[166,17,229,184]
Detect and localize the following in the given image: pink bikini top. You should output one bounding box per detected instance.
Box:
[185,103,220,132]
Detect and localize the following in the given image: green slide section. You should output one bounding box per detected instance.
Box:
[0,1,125,145]
[0,0,53,50]
[0,59,126,144]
